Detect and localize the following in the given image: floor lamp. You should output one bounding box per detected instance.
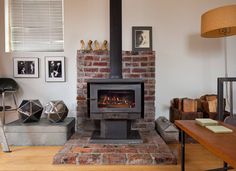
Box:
[201,4,236,120]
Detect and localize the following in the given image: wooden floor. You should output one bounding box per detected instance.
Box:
[0,144,235,171]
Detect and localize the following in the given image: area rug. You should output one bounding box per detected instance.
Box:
[53,130,177,165]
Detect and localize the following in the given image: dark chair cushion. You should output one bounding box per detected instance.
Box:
[0,78,18,92]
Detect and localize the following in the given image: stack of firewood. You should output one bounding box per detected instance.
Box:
[170,98,203,123]
[170,94,229,122]
[200,94,217,113]
[172,98,199,112]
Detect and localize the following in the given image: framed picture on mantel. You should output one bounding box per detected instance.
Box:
[132,26,152,52]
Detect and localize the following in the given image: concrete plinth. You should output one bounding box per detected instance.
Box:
[5,117,75,146]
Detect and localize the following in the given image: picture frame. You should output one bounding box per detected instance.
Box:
[45,56,65,82]
[13,57,39,78]
[132,26,152,51]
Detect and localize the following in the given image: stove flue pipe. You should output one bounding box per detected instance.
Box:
[110,0,122,79]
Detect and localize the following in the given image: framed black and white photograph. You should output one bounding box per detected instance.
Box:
[13,57,39,78]
[45,56,65,82]
[132,26,152,51]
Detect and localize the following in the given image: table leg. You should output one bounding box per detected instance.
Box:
[181,130,185,171]
[223,162,228,171]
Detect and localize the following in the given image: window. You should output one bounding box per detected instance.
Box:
[5,0,64,52]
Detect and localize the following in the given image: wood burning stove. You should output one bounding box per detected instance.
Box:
[87,79,144,143]
[86,0,145,143]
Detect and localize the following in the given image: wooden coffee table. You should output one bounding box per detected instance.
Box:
[175,120,236,171]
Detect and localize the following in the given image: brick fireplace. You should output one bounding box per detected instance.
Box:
[52,51,178,164]
[77,50,156,132]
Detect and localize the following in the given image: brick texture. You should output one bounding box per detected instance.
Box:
[53,131,177,165]
[77,50,156,131]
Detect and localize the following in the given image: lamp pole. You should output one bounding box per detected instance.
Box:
[223,29,233,116]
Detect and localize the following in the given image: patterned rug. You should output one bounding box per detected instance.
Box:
[53,130,177,165]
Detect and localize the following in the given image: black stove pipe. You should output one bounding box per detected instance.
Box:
[110,0,122,79]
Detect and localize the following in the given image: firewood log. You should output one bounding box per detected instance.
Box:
[182,98,197,112]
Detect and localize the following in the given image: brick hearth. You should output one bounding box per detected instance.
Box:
[53,130,177,165]
[77,50,156,131]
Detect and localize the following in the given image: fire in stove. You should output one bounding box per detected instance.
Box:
[98,90,135,108]
[87,80,144,120]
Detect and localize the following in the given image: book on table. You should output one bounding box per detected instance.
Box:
[195,118,233,133]
[195,118,218,127]
[206,125,233,133]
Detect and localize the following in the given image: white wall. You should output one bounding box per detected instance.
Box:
[1,0,236,121]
